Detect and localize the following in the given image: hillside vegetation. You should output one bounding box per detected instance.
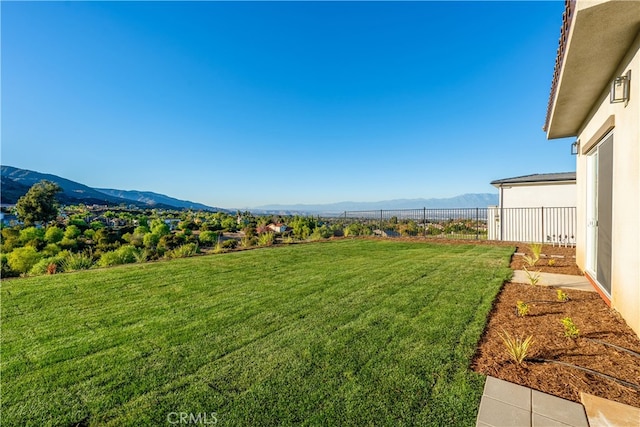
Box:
[2,239,514,426]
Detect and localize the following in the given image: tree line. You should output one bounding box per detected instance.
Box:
[1,181,376,277]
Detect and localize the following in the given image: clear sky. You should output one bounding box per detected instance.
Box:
[2,1,575,209]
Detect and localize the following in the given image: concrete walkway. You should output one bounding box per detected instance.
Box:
[511,270,594,292]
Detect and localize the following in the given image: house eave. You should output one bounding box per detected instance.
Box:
[545,0,640,140]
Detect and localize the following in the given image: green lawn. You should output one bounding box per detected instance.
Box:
[1,239,513,426]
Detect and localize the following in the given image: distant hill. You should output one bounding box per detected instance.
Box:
[0,165,222,211]
[252,193,499,214]
[95,188,216,211]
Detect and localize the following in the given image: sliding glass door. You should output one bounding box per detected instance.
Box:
[586,132,613,296]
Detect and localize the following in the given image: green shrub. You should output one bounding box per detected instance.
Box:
[59,237,78,250]
[98,245,142,267]
[7,246,43,275]
[310,225,332,240]
[44,226,64,244]
[90,221,105,230]
[42,243,61,257]
[1,228,20,252]
[344,223,372,237]
[240,236,256,248]
[221,239,237,249]
[143,232,160,249]
[62,251,95,271]
[64,225,82,239]
[166,243,199,259]
[1,253,19,278]
[198,230,219,246]
[29,253,68,276]
[19,226,45,244]
[258,232,275,247]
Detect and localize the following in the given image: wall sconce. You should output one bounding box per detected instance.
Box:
[610,70,631,104]
[571,140,580,155]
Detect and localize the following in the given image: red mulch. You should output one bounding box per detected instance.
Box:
[472,244,640,408]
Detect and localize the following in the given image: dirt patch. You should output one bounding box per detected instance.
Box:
[472,281,640,408]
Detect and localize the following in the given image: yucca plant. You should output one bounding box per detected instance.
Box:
[61,251,94,271]
[498,329,534,366]
[523,267,541,286]
[523,243,543,267]
[166,243,199,259]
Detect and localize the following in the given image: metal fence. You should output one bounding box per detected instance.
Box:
[342,207,489,240]
[341,206,576,245]
[487,206,576,245]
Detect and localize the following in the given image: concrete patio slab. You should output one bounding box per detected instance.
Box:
[483,375,531,411]
[532,389,589,426]
[477,376,589,427]
[477,394,532,427]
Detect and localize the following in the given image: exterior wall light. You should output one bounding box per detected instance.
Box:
[571,140,580,155]
[610,70,631,105]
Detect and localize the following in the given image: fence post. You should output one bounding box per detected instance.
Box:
[541,206,544,244]
[423,207,426,237]
[475,207,479,240]
[499,205,504,241]
[380,210,383,232]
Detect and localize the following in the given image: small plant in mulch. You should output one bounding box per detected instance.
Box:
[561,317,580,338]
[522,243,543,268]
[499,329,534,366]
[556,289,569,302]
[515,300,529,317]
[523,267,541,286]
[547,258,556,267]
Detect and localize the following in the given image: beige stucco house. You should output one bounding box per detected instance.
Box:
[490,172,577,209]
[488,173,576,244]
[544,0,640,336]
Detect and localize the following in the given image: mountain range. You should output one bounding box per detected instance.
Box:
[252,193,498,215]
[1,165,499,213]
[1,165,222,211]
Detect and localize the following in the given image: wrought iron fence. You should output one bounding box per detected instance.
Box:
[340,206,576,245]
[341,207,488,240]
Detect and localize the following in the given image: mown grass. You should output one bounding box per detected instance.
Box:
[1,239,513,426]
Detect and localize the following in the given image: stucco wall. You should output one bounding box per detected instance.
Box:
[575,31,640,336]
[498,183,576,209]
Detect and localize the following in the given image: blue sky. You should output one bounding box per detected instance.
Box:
[2,1,574,209]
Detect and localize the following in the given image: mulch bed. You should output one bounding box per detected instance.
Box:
[472,244,640,408]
